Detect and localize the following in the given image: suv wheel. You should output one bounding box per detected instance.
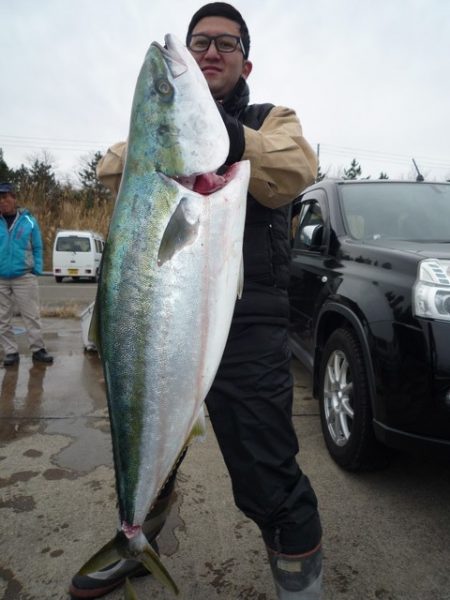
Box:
[319,328,390,471]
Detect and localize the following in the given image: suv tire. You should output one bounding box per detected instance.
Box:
[318,327,391,471]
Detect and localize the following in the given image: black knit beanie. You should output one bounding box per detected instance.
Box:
[186,3,250,58]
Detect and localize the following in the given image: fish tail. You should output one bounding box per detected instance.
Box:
[140,539,179,595]
[78,531,179,596]
[124,577,139,600]
[78,534,122,575]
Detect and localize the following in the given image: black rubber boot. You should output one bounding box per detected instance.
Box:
[69,491,174,599]
[266,544,323,599]
[3,353,19,367]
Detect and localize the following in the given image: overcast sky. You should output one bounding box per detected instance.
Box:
[1,0,449,183]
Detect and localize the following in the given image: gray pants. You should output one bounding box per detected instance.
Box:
[0,274,46,355]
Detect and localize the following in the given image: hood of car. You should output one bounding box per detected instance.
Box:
[347,238,450,260]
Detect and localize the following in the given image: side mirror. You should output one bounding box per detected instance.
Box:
[300,224,324,250]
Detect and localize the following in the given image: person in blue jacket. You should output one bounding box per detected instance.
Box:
[0,182,53,366]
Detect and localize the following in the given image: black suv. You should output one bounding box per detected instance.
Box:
[288,179,450,471]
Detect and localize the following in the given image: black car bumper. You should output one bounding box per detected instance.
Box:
[370,318,450,446]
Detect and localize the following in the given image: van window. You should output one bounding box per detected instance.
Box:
[56,236,91,252]
[95,239,103,253]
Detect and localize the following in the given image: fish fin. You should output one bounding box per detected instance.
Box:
[237,254,244,299]
[87,294,101,352]
[158,197,200,266]
[141,541,179,595]
[124,577,139,600]
[78,533,179,596]
[190,406,207,441]
[183,407,207,447]
[78,535,122,575]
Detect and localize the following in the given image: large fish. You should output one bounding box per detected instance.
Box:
[81,34,250,595]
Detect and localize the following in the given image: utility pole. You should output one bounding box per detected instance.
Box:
[412,158,424,181]
[316,143,320,180]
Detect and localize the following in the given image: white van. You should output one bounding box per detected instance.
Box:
[53,230,105,283]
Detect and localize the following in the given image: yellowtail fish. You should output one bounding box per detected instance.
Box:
[80,33,250,596]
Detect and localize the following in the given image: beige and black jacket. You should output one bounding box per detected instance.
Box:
[97,78,317,322]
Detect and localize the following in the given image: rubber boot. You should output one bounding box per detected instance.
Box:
[69,490,175,599]
[267,544,323,600]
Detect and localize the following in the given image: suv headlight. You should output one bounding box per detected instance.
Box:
[413,259,450,321]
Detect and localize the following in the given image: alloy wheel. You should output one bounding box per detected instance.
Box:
[323,349,354,447]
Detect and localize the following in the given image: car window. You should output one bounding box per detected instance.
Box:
[293,201,324,251]
[56,236,91,252]
[340,182,450,241]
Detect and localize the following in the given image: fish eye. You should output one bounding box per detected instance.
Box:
[155,78,173,97]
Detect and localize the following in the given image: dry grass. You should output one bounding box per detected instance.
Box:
[40,304,85,319]
[21,184,114,271]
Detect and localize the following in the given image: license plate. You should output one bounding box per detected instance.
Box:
[68,269,79,275]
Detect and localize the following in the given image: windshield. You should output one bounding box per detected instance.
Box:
[340,182,450,242]
[56,236,91,252]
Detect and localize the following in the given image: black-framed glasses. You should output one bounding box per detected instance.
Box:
[188,34,245,54]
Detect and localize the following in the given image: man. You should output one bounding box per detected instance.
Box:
[0,182,53,366]
[70,4,322,599]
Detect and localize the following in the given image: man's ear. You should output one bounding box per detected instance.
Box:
[242,60,253,80]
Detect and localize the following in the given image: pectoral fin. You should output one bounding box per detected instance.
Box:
[158,197,200,266]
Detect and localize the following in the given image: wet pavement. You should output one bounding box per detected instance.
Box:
[1,317,450,599]
[0,317,277,600]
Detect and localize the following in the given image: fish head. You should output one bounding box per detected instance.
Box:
[127,33,229,178]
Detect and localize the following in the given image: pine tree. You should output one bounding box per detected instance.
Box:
[78,151,111,202]
[0,148,12,182]
[342,158,362,180]
[316,163,326,182]
[28,153,59,197]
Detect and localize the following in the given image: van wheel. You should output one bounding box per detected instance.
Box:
[55,276,63,283]
[318,328,391,471]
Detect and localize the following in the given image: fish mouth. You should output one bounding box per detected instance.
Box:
[162,163,240,196]
[151,34,188,79]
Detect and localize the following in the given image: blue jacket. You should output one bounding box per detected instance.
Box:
[0,208,43,278]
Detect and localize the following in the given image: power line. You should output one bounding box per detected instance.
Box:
[2,132,448,165]
[0,133,111,155]
[0,133,110,145]
[315,143,449,171]
[0,142,105,153]
[1,133,448,174]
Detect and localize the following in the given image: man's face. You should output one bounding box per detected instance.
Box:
[0,193,17,216]
[189,16,252,100]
